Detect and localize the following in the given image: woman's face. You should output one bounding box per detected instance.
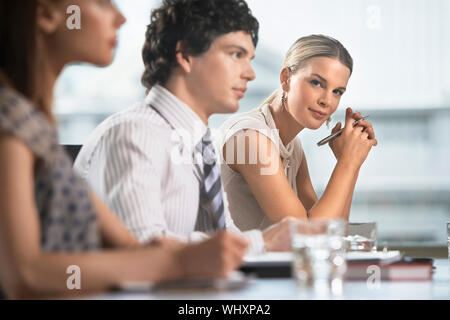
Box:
[284,56,351,130]
[43,0,126,67]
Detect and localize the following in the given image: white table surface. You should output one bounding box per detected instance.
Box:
[91,259,450,300]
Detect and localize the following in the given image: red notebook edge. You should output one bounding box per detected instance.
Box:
[345,257,434,281]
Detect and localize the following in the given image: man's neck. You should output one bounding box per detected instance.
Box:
[163,77,209,125]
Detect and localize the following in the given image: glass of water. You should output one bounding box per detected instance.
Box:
[344,222,377,252]
[447,222,450,262]
[290,219,347,294]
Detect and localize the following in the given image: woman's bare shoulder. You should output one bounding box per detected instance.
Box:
[0,132,34,168]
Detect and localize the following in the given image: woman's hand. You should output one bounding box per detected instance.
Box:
[172,231,248,279]
[329,107,378,169]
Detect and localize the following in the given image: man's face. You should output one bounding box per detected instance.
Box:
[186,31,256,120]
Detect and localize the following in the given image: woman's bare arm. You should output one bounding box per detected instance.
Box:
[224,117,374,222]
[0,134,182,298]
[295,149,318,213]
[0,133,247,299]
[225,130,309,222]
[296,148,359,221]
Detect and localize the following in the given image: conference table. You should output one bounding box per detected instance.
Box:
[91,259,449,300]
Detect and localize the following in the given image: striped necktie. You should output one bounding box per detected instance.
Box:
[195,128,226,231]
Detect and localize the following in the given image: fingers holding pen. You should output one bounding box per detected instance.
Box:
[331,121,342,134]
[358,121,378,146]
[324,107,378,149]
[348,108,378,146]
[351,110,363,121]
[369,136,378,147]
[344,107,366,135]
[356,120,375,138]
[344,107,356,133]
[356,123,378,147]
[328,121,342,153]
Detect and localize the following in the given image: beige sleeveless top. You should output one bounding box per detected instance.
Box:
[215,104,303,231]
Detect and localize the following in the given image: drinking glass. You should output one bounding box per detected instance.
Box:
[290,219,347,294]
[447,222,450,262]
[344,222,377,252]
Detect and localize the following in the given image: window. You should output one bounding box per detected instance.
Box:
[55,0,450,248]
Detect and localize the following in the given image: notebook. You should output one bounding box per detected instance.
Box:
[345,257,434,281]
[239,251,404,278]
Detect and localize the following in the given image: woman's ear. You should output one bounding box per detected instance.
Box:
[36,0,65,34]
[280,67,291,92]
[175,41,193,73]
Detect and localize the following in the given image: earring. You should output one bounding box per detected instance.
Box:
[326,117,332,128]
[281,91,287,111]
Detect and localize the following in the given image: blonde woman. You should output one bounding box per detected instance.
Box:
[0,0,247,299]
[216,35,378,231]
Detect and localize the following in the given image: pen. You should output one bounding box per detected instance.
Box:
[317,115,369,146]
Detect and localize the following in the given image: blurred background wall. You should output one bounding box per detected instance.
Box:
[54,0,450,252]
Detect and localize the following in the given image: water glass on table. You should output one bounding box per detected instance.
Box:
[290,219,347,294]
[447,222,450,262]
[344,222,378,252]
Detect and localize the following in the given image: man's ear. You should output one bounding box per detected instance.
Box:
[36,0,65,34]
[175,41,193,73]
[280,67,291,92]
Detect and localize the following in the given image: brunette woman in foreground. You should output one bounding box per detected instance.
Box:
[0,0,247,299]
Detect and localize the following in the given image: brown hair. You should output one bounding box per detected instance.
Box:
[0,70,11,87]
[141,0,259,91]
[259,34,353,108]
[0,0,53,121]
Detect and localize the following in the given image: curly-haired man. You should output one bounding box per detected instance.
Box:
[75,0,294,255]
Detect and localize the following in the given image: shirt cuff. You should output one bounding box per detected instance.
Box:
[242,229,265,255]
[188,231,210,243]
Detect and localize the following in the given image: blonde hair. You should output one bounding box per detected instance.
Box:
[259,34,353,108]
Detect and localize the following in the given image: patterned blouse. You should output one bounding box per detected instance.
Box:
[0,86,100,252]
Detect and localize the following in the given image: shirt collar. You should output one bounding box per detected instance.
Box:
[145,84,208,149]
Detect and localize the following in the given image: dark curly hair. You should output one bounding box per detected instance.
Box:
[141,0,259,90]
